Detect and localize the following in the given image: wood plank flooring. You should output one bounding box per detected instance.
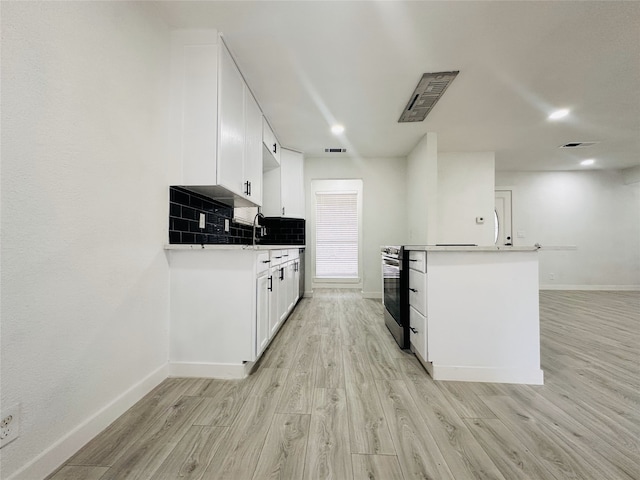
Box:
[49,289,640,480]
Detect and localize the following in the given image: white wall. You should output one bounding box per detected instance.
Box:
[304,157,407,297]
[437,152,495,246]
[1,3,171,478]
[406,133,438,244]
[496,170,640,288]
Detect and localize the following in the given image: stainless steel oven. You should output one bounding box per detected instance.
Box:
[381,246,409,349]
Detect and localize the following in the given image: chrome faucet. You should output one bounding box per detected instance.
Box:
[253,212,265,247]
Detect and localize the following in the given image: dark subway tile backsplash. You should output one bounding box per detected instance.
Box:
[169,186,251,245]
[168,186,304,245]
[259,217,306,246]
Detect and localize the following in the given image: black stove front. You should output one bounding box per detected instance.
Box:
[381,246,409,349]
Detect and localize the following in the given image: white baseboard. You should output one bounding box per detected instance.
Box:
[8,363,169,480]
[429,364,544,385]
[168,361,250,379]
[413,350,543,385]
[540,284,640,291]
[362,291,382,299]
[303,290,314,298]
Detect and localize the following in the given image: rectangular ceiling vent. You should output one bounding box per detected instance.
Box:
[324,148,347,153]
[559,141,599,148]
[398,71,459,123]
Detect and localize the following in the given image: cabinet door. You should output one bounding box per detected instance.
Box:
[261,166,282,217]
[410,306,428,362]
[278,264,288,323]
[281,149,305,218]
[217,43,245,197]
[262,118,281,170]
[293,260,301,305]
[244,88,263,205]
[409,269,427,317]
[287,261,296,312]
[173,39,218,185]
[256,273,270,357]
[269,267,280,337]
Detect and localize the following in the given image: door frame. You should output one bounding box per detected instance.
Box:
[495,188,514,246]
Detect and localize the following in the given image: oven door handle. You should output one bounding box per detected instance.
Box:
[382,258,400,267]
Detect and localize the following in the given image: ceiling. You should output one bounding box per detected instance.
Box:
[158,1,640,171]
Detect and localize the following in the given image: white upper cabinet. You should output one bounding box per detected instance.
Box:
[262,148,305,218]
[244,88,263,205]
[171,30,262,207]
[262,118,281,170]
[217,42,245,198]
[281,149,305,218]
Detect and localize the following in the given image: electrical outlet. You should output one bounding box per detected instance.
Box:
[199,213,206,229]
[224,219,230,233]
[549,272,556,280]
[0,403,20,448]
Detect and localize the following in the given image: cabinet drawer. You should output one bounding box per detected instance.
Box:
[410,306,427,361]
[270,250,284,266]
[408,250,426,273]
[288,248,299,260]
[408,268,427,317]
[256,252,271,275]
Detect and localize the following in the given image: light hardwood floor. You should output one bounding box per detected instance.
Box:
[48,289,640,480]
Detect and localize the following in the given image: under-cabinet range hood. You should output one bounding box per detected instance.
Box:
[398,71,459,123]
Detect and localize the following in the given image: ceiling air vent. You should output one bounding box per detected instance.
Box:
[398,71,459,123]
[559,142,599,148]
[325,148,347,153]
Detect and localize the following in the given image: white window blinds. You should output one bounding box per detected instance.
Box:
[315,191,359,278]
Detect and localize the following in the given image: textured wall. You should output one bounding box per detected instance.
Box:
[1,2,171,477]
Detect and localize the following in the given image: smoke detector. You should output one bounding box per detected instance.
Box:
[559,142,599,148]
[398,71,459,123]
[324,148,347,153]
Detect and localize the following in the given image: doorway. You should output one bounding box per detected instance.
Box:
[495,190,513,245]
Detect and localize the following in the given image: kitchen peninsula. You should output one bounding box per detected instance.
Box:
[403,245,543,385]
[166,245,304,379]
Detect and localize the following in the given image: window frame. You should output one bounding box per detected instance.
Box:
[310,179,363,288]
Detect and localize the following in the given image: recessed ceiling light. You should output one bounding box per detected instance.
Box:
[580,159,595,166]
[548,109,570,120]
[331,124,345,135]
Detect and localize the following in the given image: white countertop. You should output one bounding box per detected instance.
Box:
[403,245,540,252]
[165,244,305,251]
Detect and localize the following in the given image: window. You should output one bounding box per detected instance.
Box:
[315,192,358,278]
[311,179,363,285]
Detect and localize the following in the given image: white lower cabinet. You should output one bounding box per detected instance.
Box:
[169,248,302,378]
[277,262,288,323]
[256,272,270,357]
[269,263,281,336]
[409,306,428,362]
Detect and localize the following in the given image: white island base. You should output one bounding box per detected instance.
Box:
[404,247,544,385]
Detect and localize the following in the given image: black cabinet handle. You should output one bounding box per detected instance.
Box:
[410,326,418,334]
[282,207,285,215]
[248,181,252,196]
[262,260,271,264]
[273,143,277,154]
[268,276,273,292]
[409,288,418,292]
[409,259,418,262]
[279,267,284,281]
